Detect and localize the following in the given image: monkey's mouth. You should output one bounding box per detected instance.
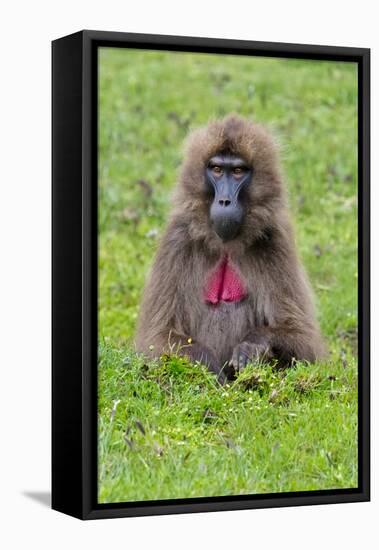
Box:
[211,214,243,241]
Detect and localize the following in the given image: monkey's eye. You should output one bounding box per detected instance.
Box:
[212,166,223,176]
[233,167,245,177]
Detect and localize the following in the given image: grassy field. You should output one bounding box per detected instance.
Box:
[98,48,358,503]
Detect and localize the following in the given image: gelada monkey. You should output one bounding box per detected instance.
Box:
[136,115,325,383]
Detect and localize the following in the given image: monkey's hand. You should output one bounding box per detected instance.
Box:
[228,340,272,374]
[180,342,227,385]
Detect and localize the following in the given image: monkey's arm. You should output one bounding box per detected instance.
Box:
[139,328,226,384]
[230,245,326,373]
[229,228,326,372]
[165,333,227,384]
[135,222,227,382]
[229,308,325,371]
[230,299,326,372]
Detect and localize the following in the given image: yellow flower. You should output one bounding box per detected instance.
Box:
[187,337,192,344]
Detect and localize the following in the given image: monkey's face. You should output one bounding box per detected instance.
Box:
[205,154,252,241]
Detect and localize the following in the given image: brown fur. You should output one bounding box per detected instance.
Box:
[135,115,326,381]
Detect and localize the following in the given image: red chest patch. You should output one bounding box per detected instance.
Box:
[204,256,247,305]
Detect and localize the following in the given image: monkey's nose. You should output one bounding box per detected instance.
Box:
[218,198,231,207]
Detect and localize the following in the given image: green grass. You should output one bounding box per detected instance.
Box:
[98,48,358,503]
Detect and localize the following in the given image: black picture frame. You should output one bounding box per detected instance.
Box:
[52,30,370,520]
